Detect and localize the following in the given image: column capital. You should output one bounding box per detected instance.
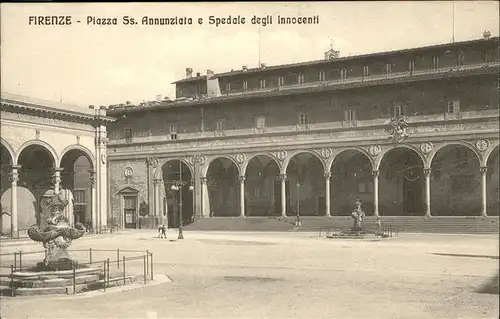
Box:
[324,172,331,179]
[53,167,64,173]
[479,166,488,174]
[201,176,207,184]
[278,174,287,181]
[9,169,19,184]
[89,170,97,186]
[372,170,380,178]
[423,168,431,177]
[238,175,246,183]
[10,165,22,170]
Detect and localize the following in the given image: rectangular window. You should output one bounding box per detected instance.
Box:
[363,66,370,77]
[259,79,266,89]
[124,128,132,141]
[255,115,266,129]
[226,81,231,93]
[432,55,439,70]
[297,73,305,85]
[484,50,491,63]
[169,124,178,140]
[385,63,392,75]
[298,113,309,125]
[458,52,465,66]
[409,59,415,74]
[243,80,248,91]
[319,70,326,82]
[344,109,356,122]
[216,119,226,132]
[394,104,404,117]
[447,100,460,114]
[277,76,284,87]
[74,189,86,205]
[340,68,348,81]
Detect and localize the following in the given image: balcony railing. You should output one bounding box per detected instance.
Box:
[223,62,499,97]
[108,108,499,146]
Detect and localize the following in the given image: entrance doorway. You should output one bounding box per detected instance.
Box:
[123,195,137,229]
[403,174,422,215]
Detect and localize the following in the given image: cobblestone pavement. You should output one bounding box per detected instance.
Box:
[1,230,498,319]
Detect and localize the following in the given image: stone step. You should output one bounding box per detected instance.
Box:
[185,216,499,233]
[0,274,101,288]
[2,286,68,296]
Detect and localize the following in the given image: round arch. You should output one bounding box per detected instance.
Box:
[243,153,281,176]
[375,144,426,171]
[429,142,482,216]
[202,155,241,178]
[428,141,481,168]
[155,158,194,180]
[16,140,58,167]
[328,147,374,172]
[282,150,326,174]
[59,144,96,169]
[0,138,16,164]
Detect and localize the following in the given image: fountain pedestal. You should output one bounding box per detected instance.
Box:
[28,192,85,271]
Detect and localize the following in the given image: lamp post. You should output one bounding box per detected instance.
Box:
[170,161,194,240]
[295,182,301,227]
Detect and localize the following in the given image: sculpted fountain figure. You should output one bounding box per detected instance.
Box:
[350,199,365,232]
[28,192,86,270]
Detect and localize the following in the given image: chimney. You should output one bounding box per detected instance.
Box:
[185,68,193,78]
[260,63,267,69]
[156,94,162,101]
[196,72,201,77]
[483,30,491,39]
[207,69,215,77]
[242,65,248,71]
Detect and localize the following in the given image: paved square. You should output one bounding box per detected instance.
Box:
[1,230,498,319]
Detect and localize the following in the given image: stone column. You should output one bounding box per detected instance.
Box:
[239,176,246,217]
[152,179,158,216]
[201,177,210,217]
[372,170,380,217]
[423,168,431,217]
[480,166,488,217]
[89,170,97,233]
[53,167,63,194]
[10,165,20,239]
[324,172,331,217]
[279,174,287,217]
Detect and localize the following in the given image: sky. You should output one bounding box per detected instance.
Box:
[1,2,499,108]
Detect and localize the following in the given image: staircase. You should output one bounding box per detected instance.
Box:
[184,216,499,234]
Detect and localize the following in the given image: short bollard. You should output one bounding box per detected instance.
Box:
[123,256,126,285]
[146,250,149,276]
[103,260,107,292]
[150,253,154,281]
[143,255,147,285]
[72,263,76,294]
[106,258,110,288]
[19,251,23,271]
[10,265,15,297]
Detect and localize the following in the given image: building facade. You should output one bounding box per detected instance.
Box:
[106,36,499,229]
[0,93,114,237]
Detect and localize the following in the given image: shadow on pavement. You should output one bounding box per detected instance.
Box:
[477,272,499,295]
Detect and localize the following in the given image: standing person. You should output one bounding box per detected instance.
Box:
[158,224,167,239]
